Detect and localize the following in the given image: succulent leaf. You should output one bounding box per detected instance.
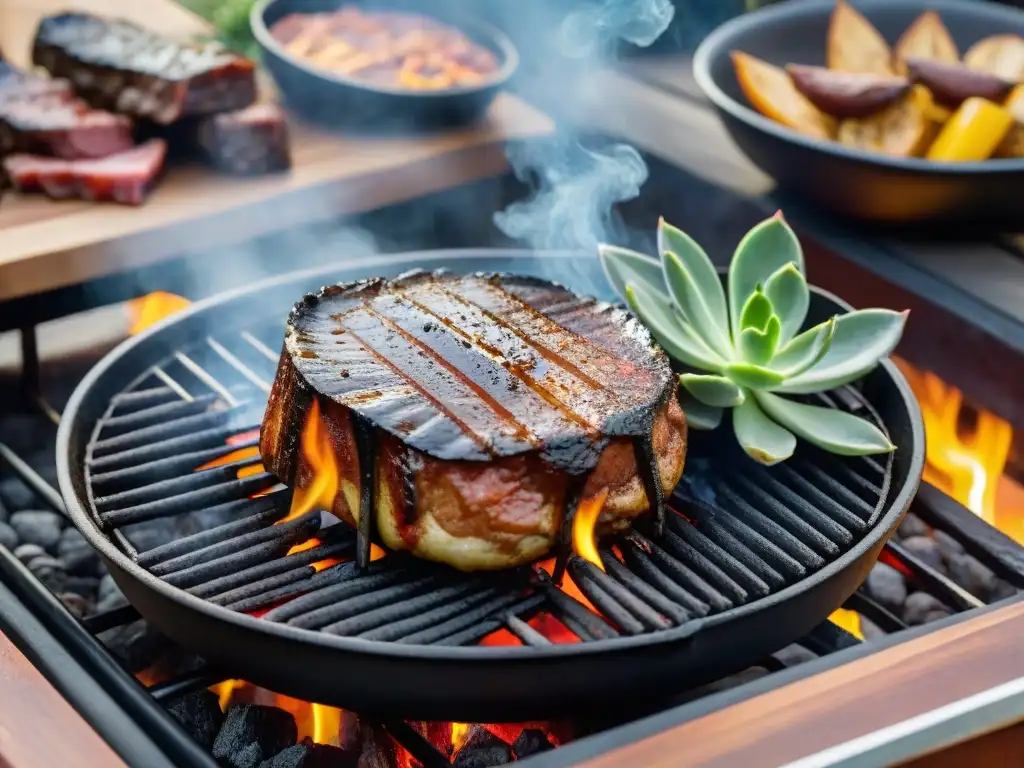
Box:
[625,284,726,372]
[774,309,908,394]
[677,389,724,430]
[733,395,796,465]
[680,373,746,408]
[770,317,836,377]
[662,252,733,357]
[599,244,667,306]
[724,362,786,389]
[754,391,895,456]
[738,315,781,365]
[658,217,729,335]
[738,287,773,332]
[728,213,804,338]
[763,262,810,344]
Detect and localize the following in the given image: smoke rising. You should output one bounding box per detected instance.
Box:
[493,0,674,276]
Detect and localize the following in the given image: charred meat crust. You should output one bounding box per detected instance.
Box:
[32,13,257,125]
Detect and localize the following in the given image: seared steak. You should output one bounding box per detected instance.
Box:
[33,13,257,124]
[4,138,167,205]
[196,103,291,175]
[261,271,687,571]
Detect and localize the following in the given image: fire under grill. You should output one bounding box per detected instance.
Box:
[57,252,922,721]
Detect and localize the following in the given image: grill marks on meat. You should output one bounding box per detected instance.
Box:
[273,271,673,472]
[0,62,133,160]
[3,139,167,205]
[33,13,257,125]
[197,104,291,175]
[260,271,685,571]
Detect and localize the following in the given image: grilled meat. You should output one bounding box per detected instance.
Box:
[261,271,687,571]
[4,138,166,205]
[32,13,257,125]
[0,61,132,160]
[196,103,291,175]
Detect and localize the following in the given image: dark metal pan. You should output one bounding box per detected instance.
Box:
[694,0,1024,227]
[56,249,924,721]
[250,0,518,130]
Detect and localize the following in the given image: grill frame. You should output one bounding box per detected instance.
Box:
[56,249,925,721]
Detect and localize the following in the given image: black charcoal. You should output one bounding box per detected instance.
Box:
[167,690,224,750]
[900,536,943,572]
[933,530,965,563]
[454,746,512,768]
[212,705,297,766]
[58,592,92,618]
[99,618,169,672]
[61,575,98,599]
[0,495,9,523]
[27,555,67,591]
[903,592,947,626]
[773,644,817,666]
[859,615,885,640]
[229,741,265,768]
[58,527,100,574]
[0,477,35,510]
[512,729,555,758]
[865,562,907,611]
[258,741,356,768]
[947,553,997,601]
[897,512,927,539]
[10,510,62,550]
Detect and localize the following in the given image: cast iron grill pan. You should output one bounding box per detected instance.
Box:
[56,250,924,721]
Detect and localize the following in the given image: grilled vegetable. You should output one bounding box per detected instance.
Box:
[837,85,933,157]
[3,139,166,205]
[732,52,836,139]
[893,11,959,76]
[827,0,894,75]
[32,13,257,124]
[927,97,1013,162]
[260,272,687,571]
[964,34,1024,82]
[600,214,905,465]
[786,65,909,118]
[906,57,1015,108]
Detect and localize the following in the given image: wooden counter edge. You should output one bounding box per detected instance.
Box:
[574,599,1024,768]
[0,628,127,768]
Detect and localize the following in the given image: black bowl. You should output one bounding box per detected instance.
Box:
[250,0,519,131]
[693,0,1024,226]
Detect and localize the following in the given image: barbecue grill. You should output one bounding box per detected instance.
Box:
[56,249,924,722]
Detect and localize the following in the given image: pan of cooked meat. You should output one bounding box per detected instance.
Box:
[56,250,923,720]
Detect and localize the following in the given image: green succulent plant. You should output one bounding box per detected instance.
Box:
[598,212,908,466]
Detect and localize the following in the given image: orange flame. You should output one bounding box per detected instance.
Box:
[283,399,339,525]
[572,489,609,571]
[128,291,192,335]
[212,679,245,710]
[828,607,863,639]
[313,704,343,745]
[451,723,470,752]
[895,358,1024,542]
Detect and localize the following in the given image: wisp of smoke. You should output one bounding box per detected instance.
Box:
[494,0,675,279]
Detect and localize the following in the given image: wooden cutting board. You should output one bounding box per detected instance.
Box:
[0,0,554,303]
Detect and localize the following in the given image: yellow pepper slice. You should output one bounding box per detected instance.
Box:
[926,97,1013,162]
[997,84,1024,157]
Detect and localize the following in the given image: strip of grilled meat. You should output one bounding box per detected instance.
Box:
[32,13,257,125]
[261,271,687,571]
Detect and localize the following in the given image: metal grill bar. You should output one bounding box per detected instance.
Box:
[82,332,899,653]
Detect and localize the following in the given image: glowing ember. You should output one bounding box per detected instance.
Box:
[313,704,343,745]
[283,400,339,525]
[128,291,191,335]
[827,607,863,640]
[895,358,1024,541]
[572,489,609,571]
[370,543,387,561]
[451,722,470,752]
[196,445,262,471]
[212,679,245,710]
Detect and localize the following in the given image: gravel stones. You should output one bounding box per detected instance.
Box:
[9,510,62,550]
[0,522,17,550]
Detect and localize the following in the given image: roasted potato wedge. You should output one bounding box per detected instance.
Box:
[964,35,1024,83]
[837,84,933,157]
[893,11,959,76]
[827,0,894,75]
[732,52,837,139]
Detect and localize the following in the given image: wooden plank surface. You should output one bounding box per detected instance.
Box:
[0,630,127,768]
[575,601,1024,768]
[0,0,554,302]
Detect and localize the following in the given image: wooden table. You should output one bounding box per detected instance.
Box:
[0,0,554,303]
[0,630,127,768]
